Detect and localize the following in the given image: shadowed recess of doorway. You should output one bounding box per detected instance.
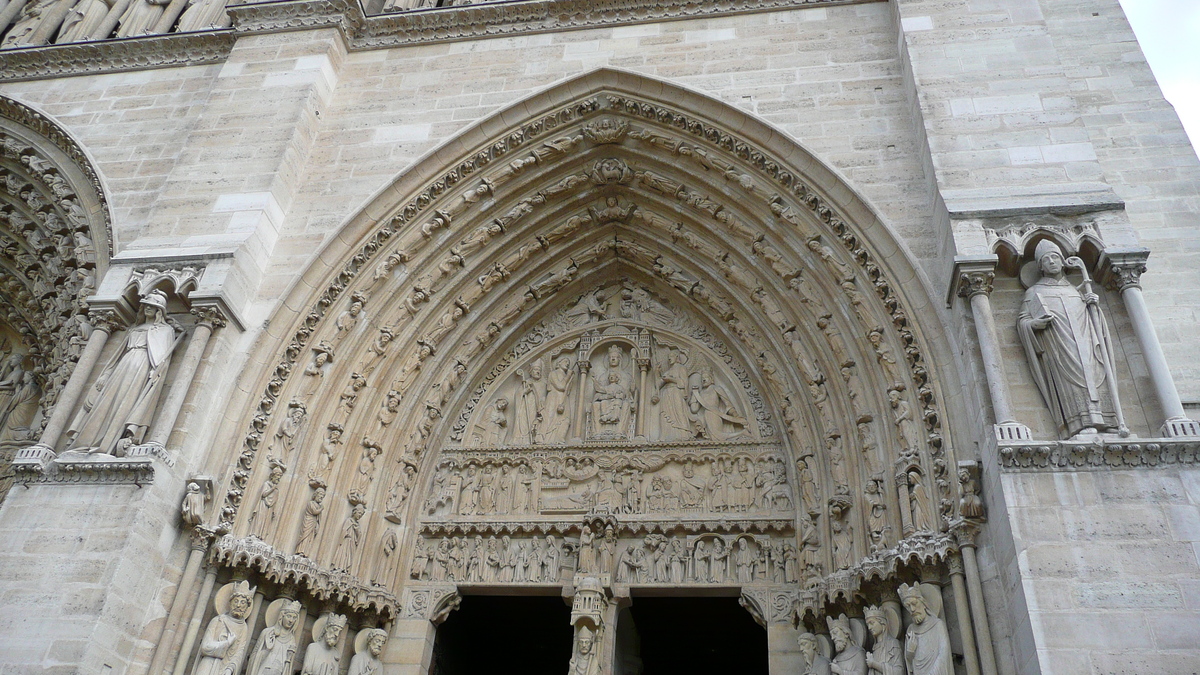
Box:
[624,597,768,675]
[431,595,573,675]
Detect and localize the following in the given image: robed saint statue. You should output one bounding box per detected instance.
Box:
[1017,240,1124,438]
[65,290,183,455]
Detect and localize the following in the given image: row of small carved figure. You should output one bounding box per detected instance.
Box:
[799,583,953,675]
[189,581,386,675]
[1,0,230,50]
[409,534,572,584]
[423,455,792,519]
[613,533,800,585]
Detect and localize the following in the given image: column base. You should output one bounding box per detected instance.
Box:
[994,422,1032,442]
[1161,417,1200,437]
[11,443,57,476]
[127,441,176,466]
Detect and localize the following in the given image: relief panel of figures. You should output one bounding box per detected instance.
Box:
[421,451,792,521]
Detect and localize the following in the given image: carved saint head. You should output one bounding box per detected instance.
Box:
[1034,239,1066,277]
[280,600,301,630]
[323,615,347,646]
[576,626,594,655]
[228,581,254,620]
[797,632,818,662]
[898,584,929,623]
[607,344,622,368]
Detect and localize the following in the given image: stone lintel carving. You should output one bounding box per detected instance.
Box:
[209,535,398,618]
[419,518,793,539]
[998,437,1200,471]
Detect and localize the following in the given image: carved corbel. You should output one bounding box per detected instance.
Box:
[399,584,461,624]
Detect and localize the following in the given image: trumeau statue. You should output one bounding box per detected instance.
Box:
[194,581,255,675]
[568,625,601,675]
[1017,239,1124,438]
[65,291,182,455]
[301,613,347,675]
[899,583,952,675]
[246,599,301,675]
[865,603,906,675]
[346,628,387,675]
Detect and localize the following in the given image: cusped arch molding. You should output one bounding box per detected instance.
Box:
[212,69,970,617]
[0,94,110,459]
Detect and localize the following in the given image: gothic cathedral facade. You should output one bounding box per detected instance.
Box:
[0,1,1197,674]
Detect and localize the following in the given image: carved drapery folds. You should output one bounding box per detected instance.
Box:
[191,79,972,673]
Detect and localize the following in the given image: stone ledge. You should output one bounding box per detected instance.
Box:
[13,446,157,485]
[357,0,875,48]
[0,31,236,83]
[998,437,1200,472]
[0,0,874,82]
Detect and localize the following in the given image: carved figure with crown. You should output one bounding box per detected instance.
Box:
[899,583,952,675]
[301,613,347,675]
[194,581,255,675]
[64,290,183,455]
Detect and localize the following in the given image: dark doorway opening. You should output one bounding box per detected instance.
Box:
[430,595,573,675]
[624,596,768,675]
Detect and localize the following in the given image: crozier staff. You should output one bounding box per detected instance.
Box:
[65,290,183,455]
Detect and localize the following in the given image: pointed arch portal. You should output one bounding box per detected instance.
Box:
[202,69,977,672]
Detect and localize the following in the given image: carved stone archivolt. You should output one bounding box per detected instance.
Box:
[189,75,973,669]
[0,94,109,499]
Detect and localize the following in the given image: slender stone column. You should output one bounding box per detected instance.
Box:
[27,0,77,44]
[948,554,981,675]
[573,361,590,442]
[147,527,214,675]
[38,309,121,452]
[171,566,218,675]
[956,267,1031,441]
[1103,252,1200,437]
[144,307,226,448]
[895,472,913,536]
[0,0,28,37]
[957,532,998,675]
[635,358,649,438]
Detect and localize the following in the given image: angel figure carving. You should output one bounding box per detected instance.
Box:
[653,347,694,441]
[65,291,183,455]
[689,366,747,441]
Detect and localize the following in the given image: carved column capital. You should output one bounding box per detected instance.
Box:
[956,270,995,299]
[87,308,124,333]
[188,525,217,552]
[190,305,229,329]
[1099,248,1151,292]
[950,518,982,548]
[1105,260,1147,292]
[946,552,965,576]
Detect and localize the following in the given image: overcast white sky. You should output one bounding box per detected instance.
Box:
[1119,0,1200,156]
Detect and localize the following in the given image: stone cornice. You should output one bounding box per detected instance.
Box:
[998,437,1200,471]
[357,0,873,49]
[0,32,236,84]
[0,0,871,82]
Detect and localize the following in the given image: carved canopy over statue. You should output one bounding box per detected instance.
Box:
[65,291,183,455]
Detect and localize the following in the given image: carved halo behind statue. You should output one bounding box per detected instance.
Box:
[63,290,183,456]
